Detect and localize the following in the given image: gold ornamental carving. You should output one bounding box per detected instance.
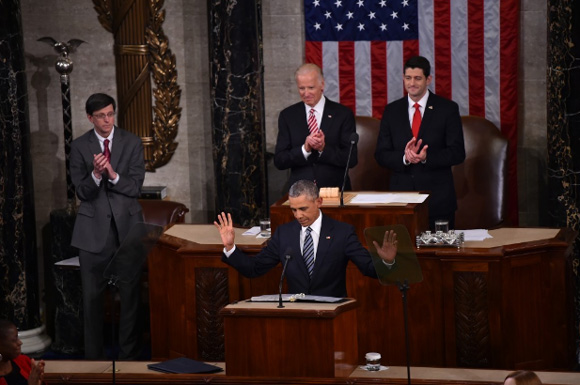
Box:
[92,0,181,171]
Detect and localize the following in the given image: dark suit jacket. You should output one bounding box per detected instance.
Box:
[274,98,358,189]
[222,215,377,298]
[375,91,465,217]
[70,127,145,253]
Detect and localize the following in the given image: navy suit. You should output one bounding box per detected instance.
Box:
[375,91,465,226]
[274,98,357,189]
[223,215,377,298]
[70,126,145,360]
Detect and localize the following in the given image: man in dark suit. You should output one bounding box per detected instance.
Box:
[375,56,465,229]
[70,93,145,360]
[214,180,397,297]
[274,63,357,190]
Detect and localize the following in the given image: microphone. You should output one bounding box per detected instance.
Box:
[340,132,359,206]
[278,247,293,308]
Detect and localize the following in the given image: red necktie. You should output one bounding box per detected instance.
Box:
[412,103,421,138]
[103,139,111,162]
[308,108,319,134]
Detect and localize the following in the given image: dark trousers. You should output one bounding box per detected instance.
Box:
[79,223,142,360]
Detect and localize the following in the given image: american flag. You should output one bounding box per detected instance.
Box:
[304,0,519,224]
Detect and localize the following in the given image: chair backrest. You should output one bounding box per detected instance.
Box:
[350,116,390,191]
[138,199,189,227]
[453,115,508,229]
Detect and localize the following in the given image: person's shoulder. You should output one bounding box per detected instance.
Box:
[115,127,142,142]
[280,101,303,115]
[427,91,459,109]
[13,354,32,369]
[322,214,353,231]
[72,129,95,144]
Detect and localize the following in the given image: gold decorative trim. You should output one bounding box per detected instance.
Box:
[146,0,181,170]
[92,0,181,171]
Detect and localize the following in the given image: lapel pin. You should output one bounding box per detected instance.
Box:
[428,106,433,109]
[328,115,332,118]
[326,236,331,240]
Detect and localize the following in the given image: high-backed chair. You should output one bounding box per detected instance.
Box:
[138,199,189,227]
[350,116,390,191]
[453,115,508,229]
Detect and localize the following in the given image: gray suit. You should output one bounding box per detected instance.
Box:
[70,126,145,360]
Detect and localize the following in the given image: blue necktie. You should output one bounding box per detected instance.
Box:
[303,227,315,277]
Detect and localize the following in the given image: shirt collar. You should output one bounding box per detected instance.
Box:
[94,126,115,143]
[304,94,326,116]
[302,210,323,234]
[407,91,430,110]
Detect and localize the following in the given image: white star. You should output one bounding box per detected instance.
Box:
[346,11,354,19]
[325,11,332,19]
[314,22,322,30]
[313,0,321,6]
[335,23,344,31]
[402,0,409,6]
[334,0,342,7]
[368,11,376,19]
[402,23,410,30]
[380,23,388,31]
[390,11,399,19]
[357,23,365,31]
[357,0,365,7]
[379,0,387,6]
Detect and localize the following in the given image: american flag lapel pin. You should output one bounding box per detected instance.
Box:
[328,115,332,118]
[428,106,433,109]
[326,236,331,240]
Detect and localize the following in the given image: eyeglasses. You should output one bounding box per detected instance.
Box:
[92,112,116,120]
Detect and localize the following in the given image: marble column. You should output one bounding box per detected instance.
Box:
[546,0,580,363]
[208,0,268,227]
[0,0,50,352]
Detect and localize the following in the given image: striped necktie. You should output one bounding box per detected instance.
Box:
[303,227,315,277]
[308,108,319,134]
[103,138,111,162]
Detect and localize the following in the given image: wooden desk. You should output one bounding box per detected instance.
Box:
[148,225,575,371]
[220,299,358,377]
[269,192,430,246]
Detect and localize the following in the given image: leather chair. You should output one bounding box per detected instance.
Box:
[452,115,508,229]
[350,116,390,191]
[138,199,189,227]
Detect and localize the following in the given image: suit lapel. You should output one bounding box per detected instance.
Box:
[88,130,102,158]
[319,99,335,134]
[110,127,123,168]
[418,91,435,139]
[311,216,333,281]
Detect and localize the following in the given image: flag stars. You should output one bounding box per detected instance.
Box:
[390,11,399,19]
[379,0,388,6]
[380,23,388,31]
[402,0,409,6]
[334,0,343,7]
[324,11,332,19]
[368,11,376,19]
[314,22,322,30]
[357,0,365,7]
[346,11,354,19]
[357,23,365,31]
[335,23,344,31]
[313,0,320,6]
[402,23,410,30]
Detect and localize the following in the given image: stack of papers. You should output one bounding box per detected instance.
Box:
[350,193,429,204]
[457,229,492,241]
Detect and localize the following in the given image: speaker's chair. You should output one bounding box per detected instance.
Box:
[452,115,508,229]
[349,116,390,191]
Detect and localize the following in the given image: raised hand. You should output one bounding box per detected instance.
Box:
[214,212,236,251]
[373,229,398,264]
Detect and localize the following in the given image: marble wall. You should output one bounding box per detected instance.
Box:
[19,0,548,293]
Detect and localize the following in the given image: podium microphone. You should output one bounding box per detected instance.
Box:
[278,247,293,308]
[340,132,359,206]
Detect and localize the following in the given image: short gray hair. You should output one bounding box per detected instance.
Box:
[288,180,319,200]
[294,63,324,83]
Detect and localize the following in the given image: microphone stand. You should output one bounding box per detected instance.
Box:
[278,254,292,308]
[340,134,358,206]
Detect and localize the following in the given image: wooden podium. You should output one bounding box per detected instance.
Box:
[220,299,359,378]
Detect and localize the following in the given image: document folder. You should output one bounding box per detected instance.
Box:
[147,357,223,374]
